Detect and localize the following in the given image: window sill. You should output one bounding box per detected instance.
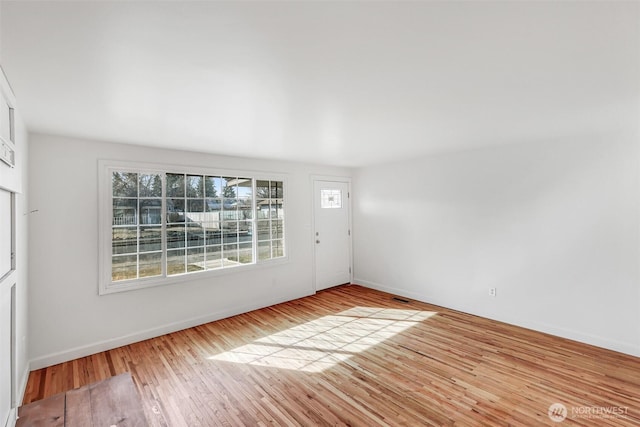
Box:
[99,255,289,295]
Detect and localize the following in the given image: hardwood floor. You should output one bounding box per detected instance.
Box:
[22,285,640,426]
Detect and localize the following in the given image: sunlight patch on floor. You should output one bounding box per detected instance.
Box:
[208,307,437,372]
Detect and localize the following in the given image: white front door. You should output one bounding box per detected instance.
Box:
[314,180,351,291]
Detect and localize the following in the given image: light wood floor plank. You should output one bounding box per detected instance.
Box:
[21,285,640,426]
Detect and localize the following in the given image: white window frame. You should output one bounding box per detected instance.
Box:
[98,160,288,295]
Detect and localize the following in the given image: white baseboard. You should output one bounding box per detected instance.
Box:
[30,289,314,370]
[354,278,640,358]
[354,278,428,302]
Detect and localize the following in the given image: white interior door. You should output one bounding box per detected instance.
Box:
[314,180,351,291]
[0,189,13,427]
[0,283,12,427]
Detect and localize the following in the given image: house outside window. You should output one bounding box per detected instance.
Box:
[100,161,286,294]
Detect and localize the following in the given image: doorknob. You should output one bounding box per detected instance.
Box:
[316,240,320,244]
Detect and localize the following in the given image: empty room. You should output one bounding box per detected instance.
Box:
[0,1,639,426]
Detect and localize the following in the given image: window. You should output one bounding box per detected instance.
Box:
[111,172,162,281]
[0,92,15,167]
[320,189,342,209]
[100,162,286,294]
[256,180,284,261]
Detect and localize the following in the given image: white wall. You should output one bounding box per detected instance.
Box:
[28,133,349,368]
[353,137,640,356]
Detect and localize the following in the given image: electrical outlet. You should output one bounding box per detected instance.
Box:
[489,287,497,297]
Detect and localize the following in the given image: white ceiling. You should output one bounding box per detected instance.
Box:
[1,1,638,167]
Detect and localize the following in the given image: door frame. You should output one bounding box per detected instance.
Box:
[310,175,353,292]
[0,189,16,427]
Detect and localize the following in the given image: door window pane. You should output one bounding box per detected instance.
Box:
[321,189,342,209]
